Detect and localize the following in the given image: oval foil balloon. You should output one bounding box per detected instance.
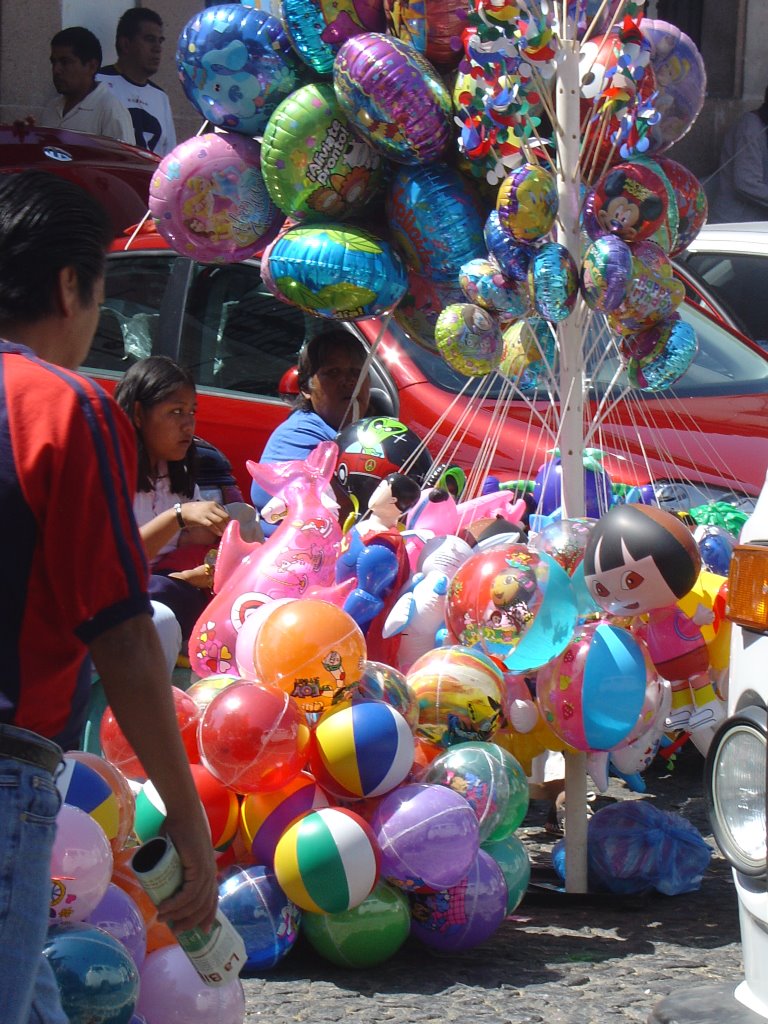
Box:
[149,133,284,263]
[459,258,530,318]
[280,0,385,75]
[384,0,465,69]
[484,212,534,283]
[261,222,407,319]
[333,33,453,164]
[496,163,558,243]
[641,19,706,153]
[623,315,698,393]
[656,157,708,256]
[606,240,684,335]
[261,82,383,221]
[435,303,503,377]
[177,5,301,136]
[580,235,632,312]
[529,242,578,323]
[499,318,554,389]
[387,164,486,282]
[587,162,669,244]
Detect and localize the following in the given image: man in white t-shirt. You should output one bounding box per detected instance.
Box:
[97,7,177,158]
[39,27,133,144]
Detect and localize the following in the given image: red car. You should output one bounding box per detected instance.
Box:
[3,126,766,512]
[87,222,768,514]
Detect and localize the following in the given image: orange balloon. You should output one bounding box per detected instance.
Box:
[111,847,177,952]
[253,600,367,715]
[68,750,136,852]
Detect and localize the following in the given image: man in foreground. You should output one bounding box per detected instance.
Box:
[39,26,133,143]
[0,171,216,1023]
[98,7,176,156]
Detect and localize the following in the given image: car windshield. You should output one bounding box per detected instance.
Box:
[391,303,768,401]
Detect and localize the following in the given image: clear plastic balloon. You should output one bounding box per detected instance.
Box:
[137,945,245,1024]
[50,804,114,924]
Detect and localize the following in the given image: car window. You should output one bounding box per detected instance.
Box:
[683,252,768,346]
[391,303,768,401]
[88,255,172,372]
[179,261,308,397]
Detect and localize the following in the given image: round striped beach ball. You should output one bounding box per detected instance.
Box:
[240,771,330,869]
[273,807,380,913]
[133,763,239,850]
[57,756,120,844]
[309,700,415,800]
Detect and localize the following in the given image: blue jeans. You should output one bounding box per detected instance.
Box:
[0,757,68,1024]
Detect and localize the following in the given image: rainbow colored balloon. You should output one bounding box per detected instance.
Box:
[262,222,407,319]
[333,33,453,164]
[261,82,383,222]
[240,772,330,869]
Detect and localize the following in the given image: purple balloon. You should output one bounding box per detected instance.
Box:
[137,946,245,1024]
[86,882,147,969]
[533,456,613,520]
[333,33,453,164]
[370,782,480,892]
[410,849,508,951]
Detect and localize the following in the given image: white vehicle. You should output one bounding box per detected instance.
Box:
[677,222,768,347]
[650,472,768,1022]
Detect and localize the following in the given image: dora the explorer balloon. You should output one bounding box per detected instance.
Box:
[582,504,724,742]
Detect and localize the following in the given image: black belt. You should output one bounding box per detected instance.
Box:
[0,724,62,775]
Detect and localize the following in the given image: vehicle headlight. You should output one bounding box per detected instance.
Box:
[705,706,767,876]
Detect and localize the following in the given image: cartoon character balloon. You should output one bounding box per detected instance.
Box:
[280,0,385,74]
[496,163,558,242]
[641,19,707,153]
[177,5,301,136]
[582,504,724,751]
[260,82,383,221]
[149,133,284,264]
[333,33,453,164]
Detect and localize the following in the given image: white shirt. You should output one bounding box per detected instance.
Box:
[133,466,202,562]
[97,67,177,157]
[38,81,134,143]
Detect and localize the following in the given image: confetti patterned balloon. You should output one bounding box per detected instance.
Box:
[435,303,503,377]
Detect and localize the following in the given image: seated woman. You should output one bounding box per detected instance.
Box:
[114,356,232,667]
[250,327,371,533]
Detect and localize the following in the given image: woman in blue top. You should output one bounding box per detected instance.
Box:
[251,328,371,530]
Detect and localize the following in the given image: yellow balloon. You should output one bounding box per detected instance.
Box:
[495,717,575,777]
[678,569,731,673]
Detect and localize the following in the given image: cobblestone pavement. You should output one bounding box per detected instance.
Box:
[239,743,744,1024]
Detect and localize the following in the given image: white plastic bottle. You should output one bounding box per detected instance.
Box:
[131,835,246,987]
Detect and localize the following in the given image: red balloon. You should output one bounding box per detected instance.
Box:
[198,680,310,794]
[100,687,201,780]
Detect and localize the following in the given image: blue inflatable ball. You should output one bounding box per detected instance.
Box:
[177,4,301,137]
[261,222,407,319]
[43,922,139,1024]
[387,164,486,282]
[218,865,301,969]
[483,211,533,283]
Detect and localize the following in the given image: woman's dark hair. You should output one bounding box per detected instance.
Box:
[295,328,368,412]
[114,356,197,497]
[0,172,111,326]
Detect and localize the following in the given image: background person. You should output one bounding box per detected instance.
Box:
[250,328,372,532]
[0,171,216,1024]
[114,355,232,647]
[709,84,768,222]
[38,26,133,143]
[97,7,176,156]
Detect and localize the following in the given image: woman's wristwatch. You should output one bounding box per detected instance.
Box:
[174,502,186,530]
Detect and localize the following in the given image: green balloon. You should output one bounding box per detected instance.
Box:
[261,82,383,222]
[482,833,531,914]
[301,881,411,968]
[483,744,530,842]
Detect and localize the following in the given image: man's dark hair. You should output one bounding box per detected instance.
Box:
[296,328,368,411]
[114,355,198,497]
[0,172,111,327]
[116,7,162,50]
[51,26,102,67]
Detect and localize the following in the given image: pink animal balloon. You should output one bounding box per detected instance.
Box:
[189,442,343,678]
